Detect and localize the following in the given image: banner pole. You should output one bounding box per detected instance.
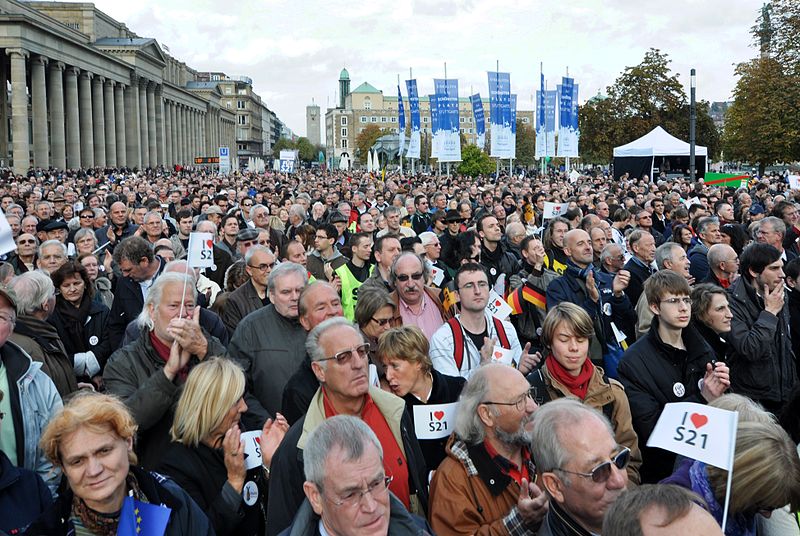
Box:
[397,73,403,176]
[721,412,738,532]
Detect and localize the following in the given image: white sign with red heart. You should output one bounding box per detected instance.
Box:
[430,266,445,287]
[413,402,459,440]
[187,232,215,268]
[240,430,263,470]
[486,291,513,320]
[490,345,515,367]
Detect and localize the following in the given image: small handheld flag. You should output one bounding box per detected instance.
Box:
[117,496,171,536]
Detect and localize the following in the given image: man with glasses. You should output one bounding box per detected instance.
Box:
[532,399,628,536]
[222,245,275,335]
[634,208,665,247]
[229,262,309,424]
[388,252,449,339]
[285,415,427,536]
[755,216,797,263]
[430,362,546,534]
[267,317,428,536]
[618,270,729,483]
[237,196,255,229]
[431,263,537,379]
[308,223,346,282]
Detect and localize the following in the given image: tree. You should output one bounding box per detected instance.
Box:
[355,124,385,162]
[515,119,536,167]
[295,137,316,163]
[579,48,720,163]
[457,144,494,177]
[272,137,296,154]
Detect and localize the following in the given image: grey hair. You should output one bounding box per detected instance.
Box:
[92,207,106,218]
[136,272,197,331]
[196,220,217,234]
[163,260,198,284]
[531,398,614,481]
[267,261,307,294]
[760,216,786,237]
[244,244,274,266]
[250,203,268,220]
[303,415,383,489]
[143,211,162,224]
[655,242,682,271]
[600,243,622,263]
[696,216,720,237]
[306,317,360,363]
[288,204,306,220]
[38,239,67,259]
[389,252,429,285]
[418,231,438,247]
[383,205,401,217]
[74,227,98,246]
[9,270,55,315]
[453,363,499,445]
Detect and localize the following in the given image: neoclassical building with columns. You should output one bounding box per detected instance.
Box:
[0,0,241,174]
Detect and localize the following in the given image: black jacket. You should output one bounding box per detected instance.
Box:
[47,298,112,372]
[222,279,266,336]
[622,257,652,306]
[158,440,267,536]
[401,369,466,473]
[107,257,165,350]
[725,277,797,409]
[280,355,319,426]
[0,450,52,535]
[538,501,594,536]
[480,241,518,287]
[617,318,715,483]
[204,244,234,290]
[25,465,214,536]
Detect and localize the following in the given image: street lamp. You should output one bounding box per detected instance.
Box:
[690,68,696,182]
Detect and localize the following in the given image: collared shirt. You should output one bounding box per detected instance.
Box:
[399,291,444,340]
[483,440,532,486]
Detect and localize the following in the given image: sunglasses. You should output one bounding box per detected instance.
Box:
[18,239,36,245]
[555,447,630,483]
[396,272,423,282]
[371,317,392,327]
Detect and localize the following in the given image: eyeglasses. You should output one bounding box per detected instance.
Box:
[0,314,16,326]
[396,272,423,282]
[459,281,490,292]
[660,297,692,306]
[371,317,392,327]
[17,239,35,245]
[482,387,537,412]
[80,214,94,219]
[248,261,275,272]
[555,447,631,484]
[325,475,393,508]
[318,343,370,364]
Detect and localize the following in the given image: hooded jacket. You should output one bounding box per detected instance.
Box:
[10,315,78,398]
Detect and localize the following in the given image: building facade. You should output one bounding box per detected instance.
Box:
[306,102,320,147]
[325,68,534,166]
[0,0,250,174]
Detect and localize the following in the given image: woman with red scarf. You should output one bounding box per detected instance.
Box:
[528,302,643,484]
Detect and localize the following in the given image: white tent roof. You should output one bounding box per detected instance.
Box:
[613,126,707,157]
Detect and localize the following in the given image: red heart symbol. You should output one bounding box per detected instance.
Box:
[205,239,213,248]
[690,413,708,429]
[495,299,502,306]
[494,351,503,359]
[254,437,261,444]
[433,411,444,421]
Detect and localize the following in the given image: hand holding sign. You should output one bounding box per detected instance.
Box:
[486,290,513,320]
[223,426,246,493]
[413,403,458,439]
[480,337,497,364]
[259,413,289,471]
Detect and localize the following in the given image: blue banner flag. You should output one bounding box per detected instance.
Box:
[471,93,485,150]
[433,78,461,162]
[405,79,421,159]
[557,77,578,157]
[487,71,512,158]
[510,94,517,158]
[544,90,557,157]
[117,496,171,536]
[397,84,406,159]
[429,93,439,158]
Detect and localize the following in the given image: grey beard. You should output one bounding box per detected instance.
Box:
[494,420,533,449]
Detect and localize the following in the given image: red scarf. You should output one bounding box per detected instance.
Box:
[718,277,731,289]
[149,332,189,382]
[545,354,594,400]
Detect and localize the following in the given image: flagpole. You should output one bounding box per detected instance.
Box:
[397,73,403,176]
[565,66,570,173]
[409,67,415,176]
[495,59,500,182]
[720,412,738,532]
[444,62,451,179]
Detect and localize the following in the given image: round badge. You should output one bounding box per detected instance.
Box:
[672,382,686,397]
[602,302,612,316]
[242,481,258,506]
[211,264,217,271]
[89,336,99,346]
[490,267,497,276]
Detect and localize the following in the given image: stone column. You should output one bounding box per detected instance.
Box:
[104,80,116,167]
[180,105,187,165]
[31,55,49,169]
[200,111,206,157]
[174,104,181,165]
[48,62,66,170]
[114,84,126,167]
[169,102,176,165]
[155,87,164,166]
[8,48,30,174]
[191,109,197,159]
[92,76,105,167]
[65,66,80,168]
[164,100,172,166]
[126,77,141,169]
[146,82,156,167]
[0,53,8,167]
[79,71,94,167]
[138,78,149,168]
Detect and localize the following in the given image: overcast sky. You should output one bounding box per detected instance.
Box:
[92,0,762,139]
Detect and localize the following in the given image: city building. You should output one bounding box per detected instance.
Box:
[0,0,280,174]
[306,101,320,147]
[324,68,534,167]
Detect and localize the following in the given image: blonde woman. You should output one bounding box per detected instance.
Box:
[158,357,289,536]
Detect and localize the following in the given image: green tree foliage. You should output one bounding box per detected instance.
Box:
[579,48,720,163]
[515,119,536,167]
[457,144,494,177]
[272,137,295,154]
[724,3,800,172]
[295,137,316,163]
[355,124,385,162]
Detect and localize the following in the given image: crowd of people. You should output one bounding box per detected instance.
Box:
[0,164,799,535]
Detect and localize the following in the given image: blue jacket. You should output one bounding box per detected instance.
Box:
[0,450,53,534]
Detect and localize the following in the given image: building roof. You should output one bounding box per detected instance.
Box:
[339,68,350,80]
[94,37,154,46]
[351,82,381,94]
[186,81,219,89]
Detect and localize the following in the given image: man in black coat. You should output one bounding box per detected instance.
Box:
[618,271,730,483]
[622,229,656,306]
[477,214,517,288]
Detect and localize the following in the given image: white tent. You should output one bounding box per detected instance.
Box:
[612,126,707,179]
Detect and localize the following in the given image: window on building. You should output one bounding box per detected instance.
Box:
[237,100,246,109]
[391,117,396,123]
[225,87,232,94]
[341,117,347,126]
[381,117,387,123]
[238,144,246,151]
[468,117,473,123]
[360,116,367,123]
[371,117,377,123]
[364,97,372,110]
[238,115,247,125]
[226,102,232,108]
[341,139,348,148]
[460,117,465,123]
[238,89,246,95]
[423,117,428,123]
[468,128,473,134]
[341,128,347,137]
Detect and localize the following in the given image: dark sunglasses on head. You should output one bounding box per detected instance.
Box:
[396,272,423,282]
[555,447,630,483]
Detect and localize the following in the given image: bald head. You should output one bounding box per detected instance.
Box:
[707,243,737,278]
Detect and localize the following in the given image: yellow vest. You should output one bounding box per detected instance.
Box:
[335,263,374,320]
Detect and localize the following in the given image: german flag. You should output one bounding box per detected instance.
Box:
[507,282,547,315]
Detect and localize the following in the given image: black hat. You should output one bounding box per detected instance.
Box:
[444,209,462,223]
[329,212,348,224]
[236,228,259,242]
